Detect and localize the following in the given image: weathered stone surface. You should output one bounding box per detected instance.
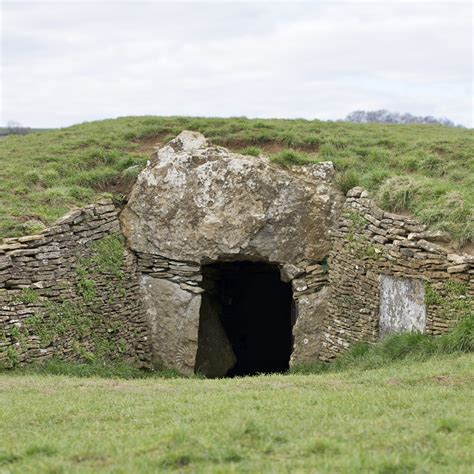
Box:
[139,274,201,375]
[56,209,83,225]
[280,263,304,283]
[290,286,329,366]
[379,275,426,336]
[194,293,236,377]
[0,255,12,270]
[346,187,365,198]
[408,230,451,243]
[121,131,342,265]
[447,264,470,274]
[447,254,469,264]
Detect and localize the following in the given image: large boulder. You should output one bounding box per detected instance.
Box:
[121,131,342,266]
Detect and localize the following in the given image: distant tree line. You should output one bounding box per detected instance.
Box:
[344,110,462,127]
[4,121,31,135]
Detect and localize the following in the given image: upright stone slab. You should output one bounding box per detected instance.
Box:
[140,275,201,375]
[194,292,237,377]
[379,275,426,336]
[290,286,329,366]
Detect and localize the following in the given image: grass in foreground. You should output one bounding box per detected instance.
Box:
[0,116,473,244]
[0,354,472,473]
[1,319,473,472]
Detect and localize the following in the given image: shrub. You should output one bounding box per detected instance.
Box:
[439,314,474,353]
[239,146,262,157]
[376,175,420,212]
[270,150,311,166]
[337,171,361,194]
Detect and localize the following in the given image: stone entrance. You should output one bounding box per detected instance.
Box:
[196,261,293,377]
[121,131,343,376]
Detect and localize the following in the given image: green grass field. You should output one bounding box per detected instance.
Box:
[0,116,473,244]
[1,323,473,473]
[1,354,473,473]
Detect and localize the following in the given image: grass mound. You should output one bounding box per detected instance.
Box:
[291,314,474,374]
[0,116,472,244]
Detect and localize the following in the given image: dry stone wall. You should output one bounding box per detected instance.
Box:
[320,187,473,361]
[0,199,151,368]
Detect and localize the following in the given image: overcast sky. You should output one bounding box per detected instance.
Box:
[1,0,472,128]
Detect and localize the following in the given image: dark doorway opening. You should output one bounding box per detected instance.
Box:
[197,261,293,377]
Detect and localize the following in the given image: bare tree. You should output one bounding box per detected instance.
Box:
[6,120,30,135]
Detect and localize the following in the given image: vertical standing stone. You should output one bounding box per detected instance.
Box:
[139,274,201,374]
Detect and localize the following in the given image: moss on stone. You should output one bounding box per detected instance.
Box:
[3,346,18,368]
[17,288,40,304]
[90,233,125,278]
[348,211,368,231]
[425,281,472,321]
[1,233,130,366]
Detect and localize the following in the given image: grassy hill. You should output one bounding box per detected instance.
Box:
[0,116,472,245]
[1,353,472,473]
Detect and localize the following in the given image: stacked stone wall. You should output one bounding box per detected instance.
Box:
[320,187,473,361]
[0,200,151,368]
[137,253,204,293]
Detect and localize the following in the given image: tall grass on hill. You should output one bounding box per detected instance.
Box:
[0,116,472,244]
[270,149,313,166]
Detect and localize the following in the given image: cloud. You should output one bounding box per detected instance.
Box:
[1,1,472,127]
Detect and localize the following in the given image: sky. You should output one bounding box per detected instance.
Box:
[1,0,473,128]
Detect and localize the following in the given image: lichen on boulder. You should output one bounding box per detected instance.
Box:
[121,131,342,266]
